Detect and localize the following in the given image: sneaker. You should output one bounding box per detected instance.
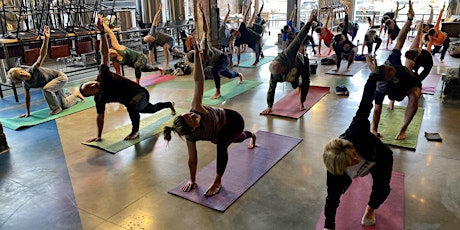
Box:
[335,86,349,95]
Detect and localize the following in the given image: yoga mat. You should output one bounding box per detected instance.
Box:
[232,53,253,62]
[0,98,95,130]
[187,80,263,106]
[261,86,330,119]
[432,57,452,67]
[313,47,335,57]
[378,105,424,150]
[168,130,303,212]
[236,56,275,68]
[140,74,176,87]
[421,74,441,95]
[325,61,367,77]
[82,108,187,154]
[315,171,404,230]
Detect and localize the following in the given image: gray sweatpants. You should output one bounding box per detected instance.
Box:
[42,71,78,110]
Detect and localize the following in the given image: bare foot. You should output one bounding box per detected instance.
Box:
[395,131,406,140]
[211,93,221,99]
[371,130,382,137]
[170,102,176,115]
[49,107,62,115]
[248,133,256,149]
[299,102,306,111]
[237,73,243,84]
[387,101,394,110]
[332,69,339,72]
[74,90,85,102]
[261,107,272,114]
[124,131,139,140]
[361,206,376,226]
[205,183,222,197]
[181,181,196,192]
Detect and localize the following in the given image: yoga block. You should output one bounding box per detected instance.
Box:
[23,48,40,63]
[51,45,70,59]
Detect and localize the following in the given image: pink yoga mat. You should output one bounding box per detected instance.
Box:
[314,47,335,57]
[315,171,404,230]
[168,130,302,212]
[260,86,330,119]
[325,62,367,76]
[432,57,452,67]
[140,74,176,87]
[422,74,441,95]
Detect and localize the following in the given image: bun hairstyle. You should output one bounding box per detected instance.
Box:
[163,115,193,141]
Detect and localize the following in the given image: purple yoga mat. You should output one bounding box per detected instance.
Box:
[168,130,303,212]
[315,171,405,230]
[261,86,330,119]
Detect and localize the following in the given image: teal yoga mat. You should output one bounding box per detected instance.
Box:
[236,56,275,68]
[0,98,95,130]
[82,108,186,154]
[378,105,424,150]
[187,80,262,106]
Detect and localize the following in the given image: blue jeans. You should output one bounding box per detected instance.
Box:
[212,55,239,89]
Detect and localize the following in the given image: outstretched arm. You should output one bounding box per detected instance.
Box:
[153,3,163,27]
[258,0,264,16]
[34,25,50,67]
[426,4,434,25]
[223,3,231,24]
[190,36,206,114]
[199,2,208,39]
[99,14,125,50]
[325,7,332,29]
[242,0,253,24]
[96,16,109,66]
[394,0,414,51]
[248,4,258,27]
[290,4,297,21]
[434,3,445,30]
[394,2,400,20]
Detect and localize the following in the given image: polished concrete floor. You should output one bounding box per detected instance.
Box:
[1,28,460,230]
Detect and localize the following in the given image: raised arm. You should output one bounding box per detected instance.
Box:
[34,25,50,67]
[242,0,253,24]
[190,36,206,113]
[290,4,297,22]
[199,2,208,38]
[100,15,125,50]
[258,0,264,16]
[153,3,163,27]
[434,3,445,30]
[426,4,434,25]
[325,7,332,29]
[223,3,231,25]
[247,4,258,27]
[96,16,109,66]
[370,11,376,27]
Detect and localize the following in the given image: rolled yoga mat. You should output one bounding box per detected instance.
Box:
[260,86,330,119]
[168,130,303,212]
[315,171,404,230]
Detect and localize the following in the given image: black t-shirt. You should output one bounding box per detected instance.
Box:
[234,22,260,49]
[94,65,147,114]
[386,66,422,101]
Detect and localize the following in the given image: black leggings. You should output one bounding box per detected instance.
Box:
[215,109,252,175]
[432,36,450,60]
[127,91,172,133]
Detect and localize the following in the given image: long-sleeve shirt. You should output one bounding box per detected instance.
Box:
[413,49,433,81]
[427,7,445,52]
[324,73,393,229]
[333,14,357,69]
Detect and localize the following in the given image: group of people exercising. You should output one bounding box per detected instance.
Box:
[6,0,450,229]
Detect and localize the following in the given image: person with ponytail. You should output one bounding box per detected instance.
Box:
[162,30,256,197]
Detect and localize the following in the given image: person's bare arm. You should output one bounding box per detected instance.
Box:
[96,15,109,66]
[34,25,50,67]
[242,0,253,24]
[190,36,206,114]
[290,4,297,21]
[247,4,258,27]
[427,4,434,25]
[100,15,125,50]
[153,3,163,27]
[325,7,331,29]
[182,140,198,192]
[223,3,231,24]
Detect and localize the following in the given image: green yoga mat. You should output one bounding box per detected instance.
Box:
[187,80,262,106]
[377,105,424,150]
[82,108,187,154]
[236,56,275,68]
[0,98,95,130]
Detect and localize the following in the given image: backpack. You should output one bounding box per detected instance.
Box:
[174,62,191,75]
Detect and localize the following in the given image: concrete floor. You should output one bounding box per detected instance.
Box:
[1,27,460,230]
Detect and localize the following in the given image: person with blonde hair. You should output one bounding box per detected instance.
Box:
[322,55,393,230]
[162,34,256,197]
[8,25,84,117]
